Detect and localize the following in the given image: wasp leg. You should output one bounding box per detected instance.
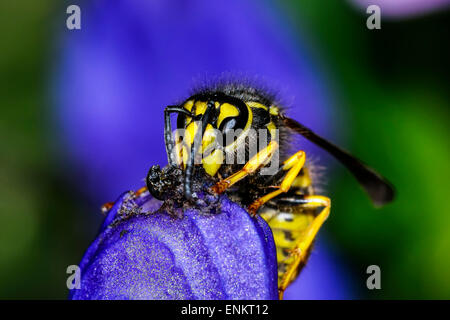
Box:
[278,195,331,299]
[210,141,279,194]
[101,202,115,215]
[100,186,149,214]
[133,186,148,197]
[247,150,306,216]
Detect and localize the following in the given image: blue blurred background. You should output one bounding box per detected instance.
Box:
[0,0,449,299]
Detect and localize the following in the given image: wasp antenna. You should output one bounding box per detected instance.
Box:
[281,116,395,207]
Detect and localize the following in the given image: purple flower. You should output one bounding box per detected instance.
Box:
[350,0,450,18]
[70,191,278,300]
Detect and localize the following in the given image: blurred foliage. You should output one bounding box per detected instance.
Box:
[0,0,448,298]
[0,1,98,298]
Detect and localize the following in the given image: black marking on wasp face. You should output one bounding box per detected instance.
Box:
[176,92,250,147]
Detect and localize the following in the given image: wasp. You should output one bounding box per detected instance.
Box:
[102,82,395,299]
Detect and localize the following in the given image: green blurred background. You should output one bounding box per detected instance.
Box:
[0,1,449,299]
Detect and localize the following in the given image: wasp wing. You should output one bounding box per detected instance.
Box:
[282,116,395,207]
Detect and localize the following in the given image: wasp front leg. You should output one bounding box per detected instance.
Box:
[247,149,306,216]
[211,141,279,194]
[100,202,115,215]
[100,186,148,214]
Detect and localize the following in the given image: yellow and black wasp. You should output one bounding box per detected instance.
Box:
[156,82,395,298]
[103,82,395,299]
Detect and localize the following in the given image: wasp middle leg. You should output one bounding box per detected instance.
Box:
[210,141,279,194]
[247,149,306,216]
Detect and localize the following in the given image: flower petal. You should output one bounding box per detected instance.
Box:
[70,192,278,300]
